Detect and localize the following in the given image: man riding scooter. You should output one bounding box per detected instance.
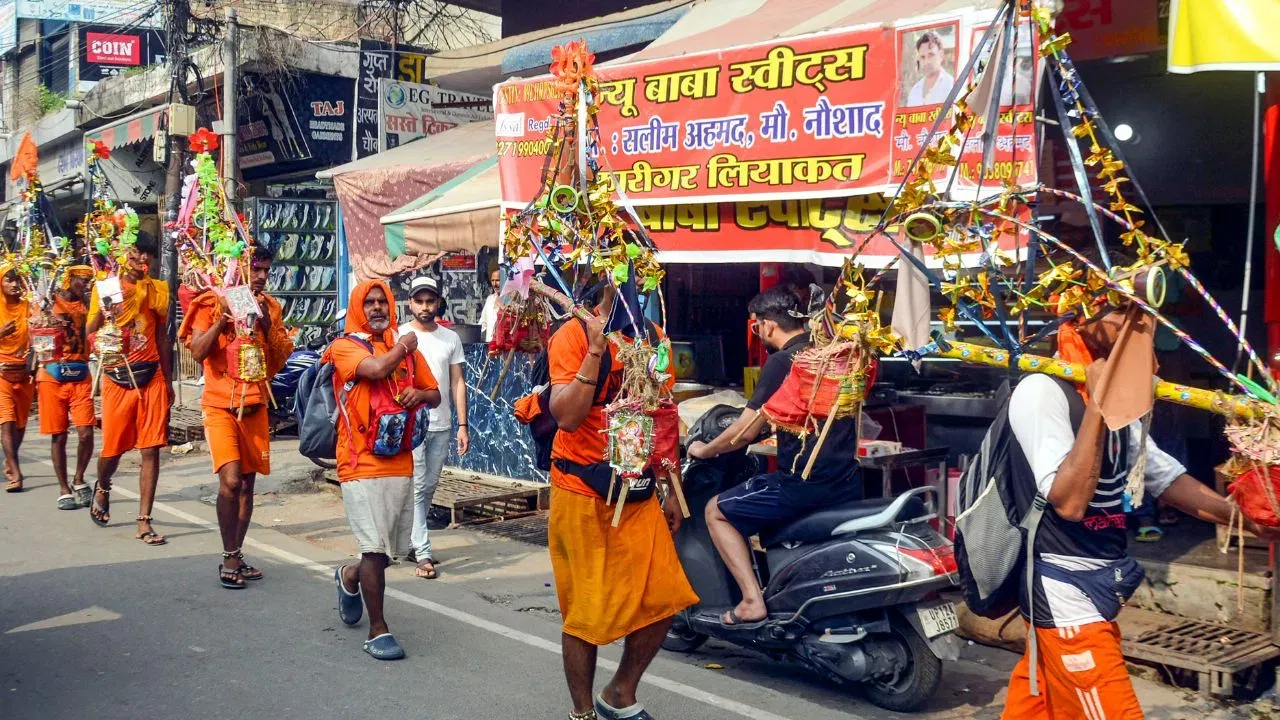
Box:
[687,286,864,627]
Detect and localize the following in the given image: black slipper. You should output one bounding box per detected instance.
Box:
[720,609,767,629]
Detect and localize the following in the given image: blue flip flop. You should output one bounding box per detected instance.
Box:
[335,566,363,626]
[595,695,654,720]
[363,633,405,660]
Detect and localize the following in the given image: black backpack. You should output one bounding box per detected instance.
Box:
[524,318,659,472]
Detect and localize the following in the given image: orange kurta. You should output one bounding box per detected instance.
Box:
[0,296,33,429]
[177,290,293,409]
[178,289,294,475]
[325,280,438,483]
[88,277,167,366]
[36,295,93,435]
[546,320,675,497]
[90,278,169,456]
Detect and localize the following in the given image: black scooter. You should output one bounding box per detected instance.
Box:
[666,406,961,712]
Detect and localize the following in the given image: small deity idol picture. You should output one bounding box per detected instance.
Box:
[224,284,263,321]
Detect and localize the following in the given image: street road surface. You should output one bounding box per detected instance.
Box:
[1,445,917,720]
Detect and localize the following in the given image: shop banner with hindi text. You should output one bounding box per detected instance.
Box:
[507,195,1025,268]
[496,7,1037,211]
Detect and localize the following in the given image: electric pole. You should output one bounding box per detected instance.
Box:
[161,0,190,349]
[222,8,238,201]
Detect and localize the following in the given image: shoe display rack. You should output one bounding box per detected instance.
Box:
[250,197,339,348]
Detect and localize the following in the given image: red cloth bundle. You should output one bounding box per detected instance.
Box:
[488,308,546,356]
[648,401,680,472]
[1230,464,1280,528]
[762,344,874,434]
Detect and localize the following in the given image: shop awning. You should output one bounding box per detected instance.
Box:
[382,156,500,258]
[632,0,991,62]
[84,104,168,150]
[411,0,693,95]
[327,120,497,280]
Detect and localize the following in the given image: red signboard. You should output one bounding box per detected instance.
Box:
[507,195,1025,267]
[85,32,142,66]
[1055,0,1166,61]
[496,8,1037,208]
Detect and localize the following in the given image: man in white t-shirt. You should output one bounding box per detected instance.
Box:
[1001,309,1280,719]
[906,30,955,106]
[399,275,470,579]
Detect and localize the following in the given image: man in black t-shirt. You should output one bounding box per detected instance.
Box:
[688,287,862,627]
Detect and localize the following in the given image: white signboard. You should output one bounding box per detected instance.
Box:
[16,0,160,27]
[377,79,491,152]
[0,2,16,56]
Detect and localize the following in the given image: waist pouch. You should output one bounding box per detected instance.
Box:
[1036,555,1144,624]
[554,458,656,505]
[45,362,90,383]
[105,361,159,390]
[0,363,30,383]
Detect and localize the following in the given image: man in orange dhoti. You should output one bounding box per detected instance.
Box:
[0,265,33,493]
[546,279,696,720]
[36,265,96,509]
[87,232,173,545]
[179,246,293,588]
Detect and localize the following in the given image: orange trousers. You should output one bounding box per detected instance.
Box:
[1002,621,1144,720]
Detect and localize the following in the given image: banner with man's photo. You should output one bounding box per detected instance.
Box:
[495,6,1038,209]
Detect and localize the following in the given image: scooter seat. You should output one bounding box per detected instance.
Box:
[760,495,927,548]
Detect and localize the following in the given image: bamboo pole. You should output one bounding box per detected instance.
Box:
[935,340,1266,421]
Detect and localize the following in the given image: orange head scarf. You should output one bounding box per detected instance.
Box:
[61,265,94,291]
[1056,320,1096,401]
[345,279,398,346]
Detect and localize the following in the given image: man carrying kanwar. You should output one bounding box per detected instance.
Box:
[1001,307,1280,719]
[545,273,696,720]
[36,264,96,508]
[330,280,440,661]
[0,261,33,492]
[87,231,174,546]
[179,245,293,589]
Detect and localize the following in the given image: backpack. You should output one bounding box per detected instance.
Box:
[953,376,1084,695]
[519,318,658,472]
[296,336,366,461]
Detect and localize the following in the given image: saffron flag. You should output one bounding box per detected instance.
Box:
[8,132,36,182]
[1168,0,1280,73]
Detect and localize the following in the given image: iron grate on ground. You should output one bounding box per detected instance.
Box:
[1123,619,1280,696]
[470,511,550,547]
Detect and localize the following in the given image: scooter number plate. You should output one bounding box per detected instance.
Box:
[918,602,959,638]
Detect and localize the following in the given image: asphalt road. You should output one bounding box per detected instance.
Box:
[0,441,935,720]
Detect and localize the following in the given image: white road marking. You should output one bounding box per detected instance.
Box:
[40,456,806,720]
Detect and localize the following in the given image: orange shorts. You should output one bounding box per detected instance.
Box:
[0,376,34,430]
[1002,621,1144,720]
[37,378,95,435]
[101,372,169,457]
[202,405,270,476]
